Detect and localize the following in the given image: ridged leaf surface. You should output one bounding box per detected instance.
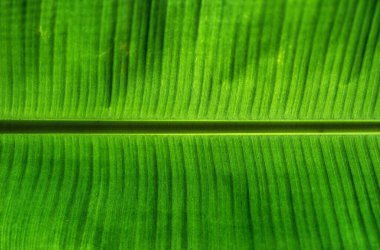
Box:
[0,0,379,249]
[0,0,379,119]
[0,135,379,249]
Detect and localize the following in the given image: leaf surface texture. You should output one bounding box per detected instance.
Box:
[0,0,379,119]
[0,135,380,249]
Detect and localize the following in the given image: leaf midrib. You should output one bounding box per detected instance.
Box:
[0,120,378,134]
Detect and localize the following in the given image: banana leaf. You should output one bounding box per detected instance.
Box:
[0,135,380,249]
[0,0,379,119]
[0,0,379,249]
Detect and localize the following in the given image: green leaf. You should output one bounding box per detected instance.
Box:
[0,0,379,119]
[0,135,379,248]
[0,0,379,249]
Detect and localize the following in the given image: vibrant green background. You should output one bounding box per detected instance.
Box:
[1,135,380,249]
[0,0,379,119]
[0,0,379,249]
